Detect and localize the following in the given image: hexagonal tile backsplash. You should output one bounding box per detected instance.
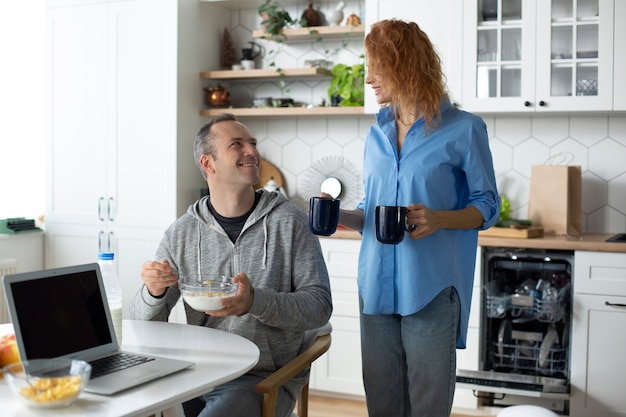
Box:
[222,4,626,234]
[249,114,626,234]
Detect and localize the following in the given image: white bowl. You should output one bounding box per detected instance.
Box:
[179,279,238,312]
[2,358,91,408]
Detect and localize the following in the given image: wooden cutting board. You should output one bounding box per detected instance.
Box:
[479,226,544,239]
[254,158,284,189]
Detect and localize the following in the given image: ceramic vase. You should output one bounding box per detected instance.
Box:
[327,1,346,26]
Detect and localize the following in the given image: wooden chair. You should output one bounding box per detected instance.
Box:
[257,323,333,417]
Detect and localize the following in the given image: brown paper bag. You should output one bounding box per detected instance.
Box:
[528,165,582,236]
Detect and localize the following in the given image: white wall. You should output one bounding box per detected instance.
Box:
[0,0,45,220]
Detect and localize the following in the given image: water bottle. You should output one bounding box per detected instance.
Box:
[98,252,123,346]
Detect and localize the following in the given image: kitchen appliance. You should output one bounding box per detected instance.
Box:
[241,41,262,70]
[457,247,574,414]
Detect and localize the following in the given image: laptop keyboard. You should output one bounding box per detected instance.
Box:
[89,352,155,379]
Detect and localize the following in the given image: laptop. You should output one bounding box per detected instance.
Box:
[2,263,194,395]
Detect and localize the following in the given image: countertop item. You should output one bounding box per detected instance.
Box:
[479,226,544,239]
[324,231,626,253]
[254,158,284,191]
[0,320,259,417]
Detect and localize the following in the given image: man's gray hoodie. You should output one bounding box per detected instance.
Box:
[129,189,332,400]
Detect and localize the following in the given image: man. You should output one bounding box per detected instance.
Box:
[130,113,332,417]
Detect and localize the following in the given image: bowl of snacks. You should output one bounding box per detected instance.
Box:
[2,358,91,408]
[179,278,238,312]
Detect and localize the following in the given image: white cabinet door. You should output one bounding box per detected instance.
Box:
[535,0,614,112]
[108,0,177,231]
[613,0,626,110]
[312,238,365,397]
[574,251,626,296]
[46,4,109,226]
[462,0,537,112]
[570,293,626,417]
[364,0,463,113]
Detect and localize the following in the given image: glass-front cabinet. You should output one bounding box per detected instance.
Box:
[613,0,626,111]
[462,0,614,112]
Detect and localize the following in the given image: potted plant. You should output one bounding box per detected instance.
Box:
[258,0,301,37]
[327,63,365,106]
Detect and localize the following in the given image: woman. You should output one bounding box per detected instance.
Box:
[336,20,500,417]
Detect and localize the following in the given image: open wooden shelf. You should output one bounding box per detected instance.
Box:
[252,24,365,42]
[200,106,365,118]
[200,67,332,81]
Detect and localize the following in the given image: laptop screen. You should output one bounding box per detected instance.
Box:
[5,264,115,360]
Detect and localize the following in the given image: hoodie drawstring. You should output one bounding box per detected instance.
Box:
[196,221,202,279]
[262,216,268,270]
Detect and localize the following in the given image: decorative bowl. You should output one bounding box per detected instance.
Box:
[252,97,272,108]
[179,278,238,312]
[2,358,91,408]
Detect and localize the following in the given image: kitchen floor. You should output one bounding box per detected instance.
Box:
[308,395,498,416]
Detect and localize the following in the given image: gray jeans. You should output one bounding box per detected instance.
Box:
[182,373,295,417]
[360,286,461,417]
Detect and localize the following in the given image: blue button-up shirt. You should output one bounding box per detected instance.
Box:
[356,99,500,348]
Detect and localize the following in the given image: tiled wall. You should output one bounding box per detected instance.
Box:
[222,5,626,234]
[247,114,626,235]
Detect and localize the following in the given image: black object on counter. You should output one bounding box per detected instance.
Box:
[606,233,626,243]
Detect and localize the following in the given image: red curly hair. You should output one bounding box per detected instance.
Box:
[364,19,446,130]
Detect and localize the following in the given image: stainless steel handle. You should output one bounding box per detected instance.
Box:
[99,230,105,252]
[108,231,114,253]
[108,197,115,222]
[605,301,626,308]
[98,197,105,221]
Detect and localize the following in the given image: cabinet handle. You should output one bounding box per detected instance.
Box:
[107,231,114,253]
[539,100,546,107]
[98,197,105,221]
[471,390,505,400]
[605,301,626,308]
[98,230,105,253]
[108,197,115,222]
[524,101,532,107]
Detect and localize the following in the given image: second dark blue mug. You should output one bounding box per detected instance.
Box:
[375,205,411,244]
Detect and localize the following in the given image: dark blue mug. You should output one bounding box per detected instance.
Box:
[309,197,340,236]
[375,205,411,244]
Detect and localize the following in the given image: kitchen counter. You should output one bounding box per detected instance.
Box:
[327,229,626,253]
[477,232,626,253]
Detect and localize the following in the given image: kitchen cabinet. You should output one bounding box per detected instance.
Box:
[364,0,463,113]
[570,250,626,417]
[200,25,365,117]
[45,0,222,316]
[311,237,364,397]
[613,0,626,110]
[462,0,614,113]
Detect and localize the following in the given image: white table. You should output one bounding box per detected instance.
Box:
[0,320,260,417]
